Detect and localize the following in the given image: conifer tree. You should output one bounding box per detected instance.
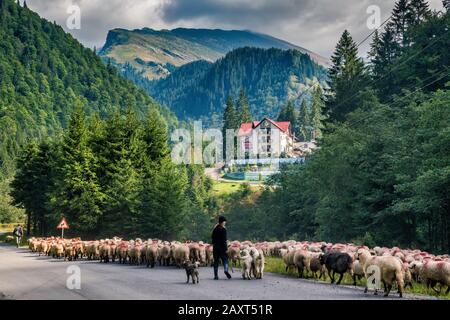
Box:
[298,100,312,141]
[142,104,170,163]
[277,100,297,133]
[390,0,411,47]
[368,30,382,76]
[327,30,366,122]
[222,95,238,157]
[139,158,188,240]
[311,86,326,140]
[49,103,105,234]
[237,89,252,124]
[10,141,39,235]
[407,0,431,26]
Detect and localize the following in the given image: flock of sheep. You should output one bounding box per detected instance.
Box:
[278,240,450,297]
[25,237,450,297]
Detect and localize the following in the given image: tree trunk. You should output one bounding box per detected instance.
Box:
[26,212,31,236]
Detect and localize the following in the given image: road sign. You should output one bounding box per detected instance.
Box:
[56,217,69,238]
[57,218,69,229]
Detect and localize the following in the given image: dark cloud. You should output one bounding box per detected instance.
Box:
[160,0,317,24]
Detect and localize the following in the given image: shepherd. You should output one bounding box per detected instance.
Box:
[212,215,232,280]
[13,224,23,248]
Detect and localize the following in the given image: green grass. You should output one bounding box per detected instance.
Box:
[212,181,242,195]
[211,180,263,196]
[265,257,449,299]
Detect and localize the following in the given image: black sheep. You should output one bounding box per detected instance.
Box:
[319,251,353,285]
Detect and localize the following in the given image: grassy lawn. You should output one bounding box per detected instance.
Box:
[211,181,244,195]
[265,256,449,299]
[211,180,263,196]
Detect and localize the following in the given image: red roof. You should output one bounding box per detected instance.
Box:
[238,118,291,136]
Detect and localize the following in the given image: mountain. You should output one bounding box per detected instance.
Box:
[99,27,329,79]
[147,47,328,121]
[0,0,175,177]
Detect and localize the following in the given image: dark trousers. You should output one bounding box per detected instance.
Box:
[213,250,229,277]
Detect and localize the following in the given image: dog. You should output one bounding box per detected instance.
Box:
[182,260,200,284]
[238,249,253,280]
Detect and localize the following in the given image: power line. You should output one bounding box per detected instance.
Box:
[356,14,393,48]
[346,67,450,128]
[328,27,450,116]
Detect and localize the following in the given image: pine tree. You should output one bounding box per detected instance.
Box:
[49,103,105,235]
[390,0,411,47]
[278,100,297,133]
[223,95,238,157]
[237,89,252,124]
[371,25,399,97]
[298,100,312,141]
[407,0,431,26]
[101,152,141,237]
[223,96,238,130]
[10,141,40,235]
[142,105,170,163]
[277,103,287,122]
[139,158,188,240]
[368,30,382,76]
[311,86,326,140]
[327,30,366,122]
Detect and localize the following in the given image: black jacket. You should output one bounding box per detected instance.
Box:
[212,225,227,254]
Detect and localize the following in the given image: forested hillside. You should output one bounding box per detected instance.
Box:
[2,0,214,236]
[221,1,450,254]
[148,47,328,122]
[0,0,176,178]
[10,105,213,239]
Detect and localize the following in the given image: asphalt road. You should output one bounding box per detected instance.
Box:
[0,244,433,300]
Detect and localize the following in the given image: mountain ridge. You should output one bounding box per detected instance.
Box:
[99,27,330,80]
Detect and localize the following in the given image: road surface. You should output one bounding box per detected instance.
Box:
[0,244,433,300]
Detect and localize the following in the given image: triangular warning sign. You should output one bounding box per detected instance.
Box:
[56,217,69,229]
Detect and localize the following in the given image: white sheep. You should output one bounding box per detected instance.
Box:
[357,249,404,297]
[411,260,450,294]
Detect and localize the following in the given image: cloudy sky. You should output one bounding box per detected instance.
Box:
[25,0,444,58]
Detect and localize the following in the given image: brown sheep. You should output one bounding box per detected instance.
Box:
[158,244,171,266]
[145,244,159,268]
[293,250,311,278]
[173,244,190,267]
[309,253,325,279]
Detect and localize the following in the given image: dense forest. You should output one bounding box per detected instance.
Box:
[10,104,214,240]
[139,47,328,124]
[0,0,215,236]
[0,0,177,179]
[221,0,450,253]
